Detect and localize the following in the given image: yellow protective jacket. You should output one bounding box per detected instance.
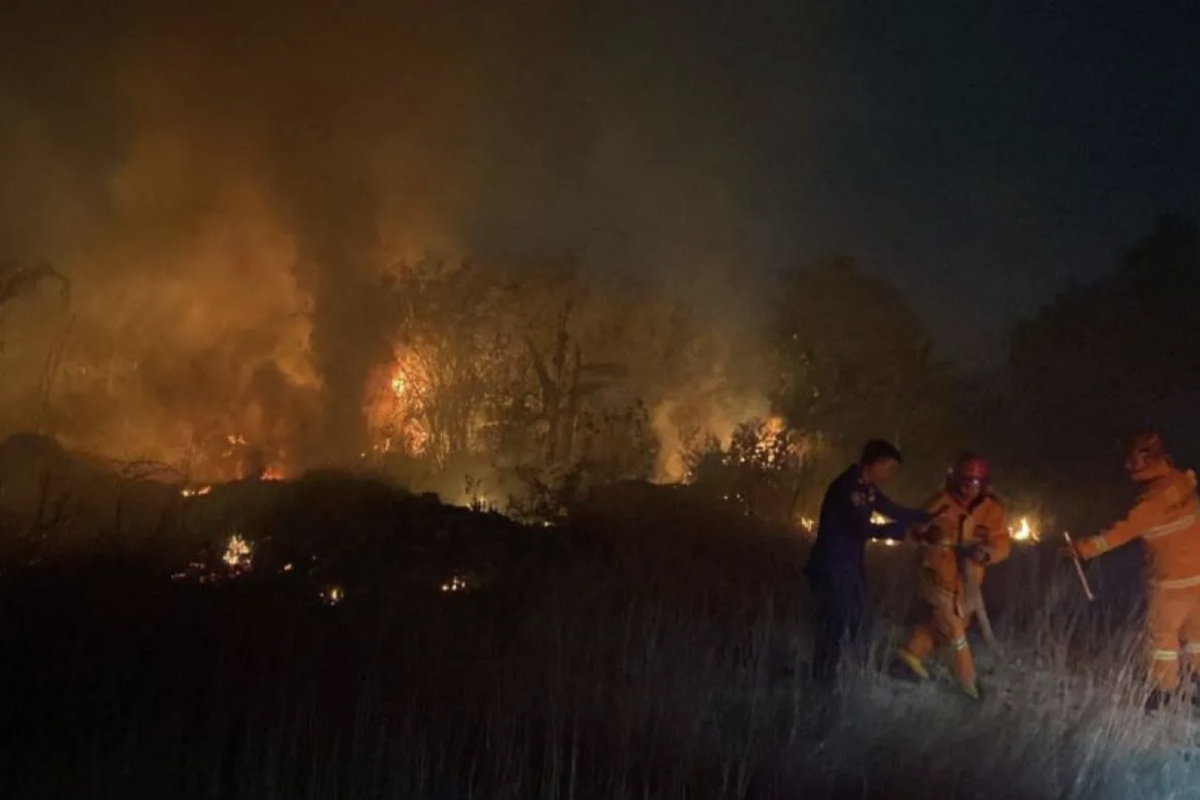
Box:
[1076,463,1200,588]
[915,489,1010,597]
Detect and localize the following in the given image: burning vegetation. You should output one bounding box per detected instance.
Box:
[0,248,780,499]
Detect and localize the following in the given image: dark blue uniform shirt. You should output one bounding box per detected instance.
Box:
[805,465,931,585]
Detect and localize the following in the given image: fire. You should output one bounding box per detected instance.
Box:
[222,532,253,572]
[365,354,432,457]
[797,516,816,534]
[321,585,344,606]
[441,574,471,594]
[402,419,429,455]
[1010,516,1039,543]
[735,415,802,467]
[174,531,255,584]
[465,492,494,512]
[260,466,285,481]
[181,485,212,498]
[754,416,787,462]
[386,358,426,403]
[390,368,407,397]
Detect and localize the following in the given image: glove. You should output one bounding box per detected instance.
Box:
[927,504,951,522]
[956,544,989,564]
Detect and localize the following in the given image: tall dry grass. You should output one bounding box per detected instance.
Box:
[2,484,1199,799]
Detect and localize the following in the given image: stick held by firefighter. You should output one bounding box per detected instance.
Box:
[1061,531,1094,601]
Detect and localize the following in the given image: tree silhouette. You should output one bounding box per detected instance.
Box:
[770,256,959,477]
[0,259,70,351]
[1007,214,1200,502]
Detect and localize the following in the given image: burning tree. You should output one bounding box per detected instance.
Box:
[686,416,816,523]
[375,257,653,477]
[365,353,433,459]
[368,254,785,507]
[375,258,527,467]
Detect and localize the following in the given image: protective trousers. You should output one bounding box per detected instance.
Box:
[809,572,866,686]
[1147,584,1200,692]
[902,587,976,687]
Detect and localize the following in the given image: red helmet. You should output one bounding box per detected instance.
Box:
[947,453,990,498]
[953,453,991,483]
[1125,432,1168,477]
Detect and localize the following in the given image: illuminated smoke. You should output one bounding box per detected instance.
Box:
[0,0,764,478]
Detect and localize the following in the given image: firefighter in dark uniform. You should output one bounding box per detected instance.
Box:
[805,439,936,685]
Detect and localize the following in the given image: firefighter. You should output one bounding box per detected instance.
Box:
[805,439,935,686]
[893,453,1010,699]
[1069,432,1200,711]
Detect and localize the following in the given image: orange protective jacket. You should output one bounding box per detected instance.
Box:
[914,489,1010,597]
[1076,463,1200,588]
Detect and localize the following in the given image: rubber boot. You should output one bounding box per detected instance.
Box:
[1145,689,1174,714]
[890,649,929,682]
[960,679,983,701]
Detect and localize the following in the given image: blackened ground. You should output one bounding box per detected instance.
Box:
[0,479,1196,799]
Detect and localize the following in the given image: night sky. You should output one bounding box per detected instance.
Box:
[768,2,1200,367]
[1,1,1197,369]
[543,2,1200,368]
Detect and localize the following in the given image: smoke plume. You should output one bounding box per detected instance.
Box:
[0,0,766,477]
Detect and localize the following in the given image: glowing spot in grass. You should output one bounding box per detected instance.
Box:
[222,533,253,572]
[441,575,471,594]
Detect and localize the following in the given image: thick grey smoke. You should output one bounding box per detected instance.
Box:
[0,0,769,473]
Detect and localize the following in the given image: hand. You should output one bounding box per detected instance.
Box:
[929,504,951,520]
[956,544,989,564]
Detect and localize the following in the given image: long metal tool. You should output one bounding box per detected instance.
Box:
[957,514,1000,651]
[961,567,1000,651]
[1062,531,1095,601]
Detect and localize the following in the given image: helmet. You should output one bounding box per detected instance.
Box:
[1125,432,1168,478]
[948,453,990,498]
[953,453,991,483]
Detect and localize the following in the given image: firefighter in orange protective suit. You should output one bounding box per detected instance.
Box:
[1070,432,1200,711]
[893,454,1010,699]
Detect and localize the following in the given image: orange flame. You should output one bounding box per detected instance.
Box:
[261,466,285,481]
[390,368,408,398]
[365,352,432,457]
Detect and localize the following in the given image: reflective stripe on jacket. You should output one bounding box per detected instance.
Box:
[1077,465,1200,587]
